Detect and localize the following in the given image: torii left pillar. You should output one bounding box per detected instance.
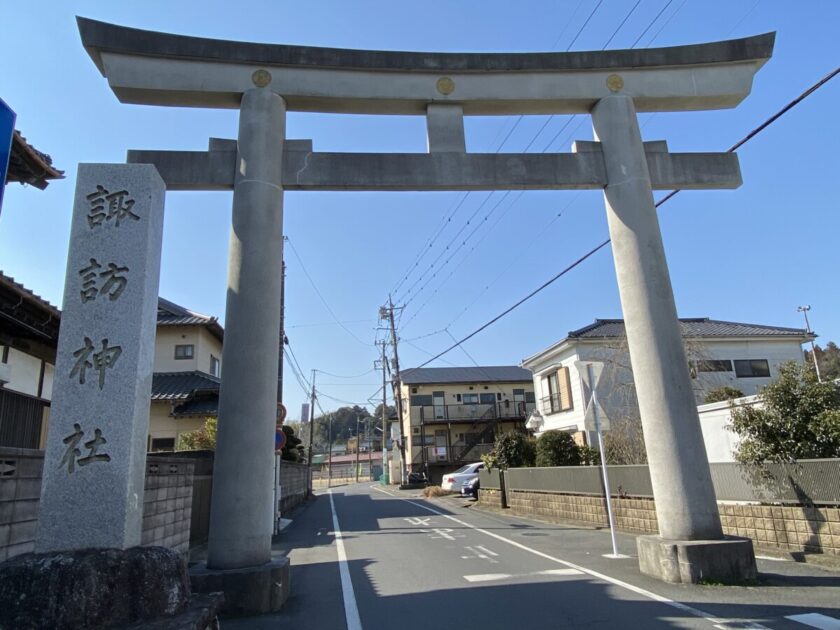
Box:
[191,87,290,613]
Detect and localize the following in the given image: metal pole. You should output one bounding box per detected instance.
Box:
[307,370,316,494]
[355,414,361,483]
[798,306,822,382]
[327,413,333,488]
[588,363,620,558]
[381,341,388,484]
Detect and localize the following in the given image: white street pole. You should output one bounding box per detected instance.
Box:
[588,363,621,558]
[798,305,822,382]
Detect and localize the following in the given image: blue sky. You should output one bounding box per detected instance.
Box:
[1,1,838,421]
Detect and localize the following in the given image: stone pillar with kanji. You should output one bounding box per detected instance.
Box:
[36,163,165,552]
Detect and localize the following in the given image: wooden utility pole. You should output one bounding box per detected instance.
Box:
[380,340,388,484]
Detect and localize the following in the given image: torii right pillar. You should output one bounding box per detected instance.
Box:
[592,94,756,583]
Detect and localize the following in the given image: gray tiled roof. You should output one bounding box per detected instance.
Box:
[401,366,532,385]
[158,297,224,341]
[151,371,220,401]
[568,318,811,339]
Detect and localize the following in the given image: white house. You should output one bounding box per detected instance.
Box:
[521,318,813,451]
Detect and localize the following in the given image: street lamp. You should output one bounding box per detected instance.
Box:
[797,305,822,382]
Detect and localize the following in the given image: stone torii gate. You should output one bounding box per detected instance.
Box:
[49,17,774,608]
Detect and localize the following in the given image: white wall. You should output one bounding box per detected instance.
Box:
[3,348,43,398]
[153,326,222,375]
[696,395,760,462]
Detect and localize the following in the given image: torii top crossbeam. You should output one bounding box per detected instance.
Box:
[78,17,773,115]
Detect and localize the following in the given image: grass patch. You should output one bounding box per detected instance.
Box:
[423,486,451,498]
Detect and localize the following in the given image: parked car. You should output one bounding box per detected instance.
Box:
[441,462,484,491]
[460,476,479,499]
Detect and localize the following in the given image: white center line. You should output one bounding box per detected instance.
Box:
[372,485,769,630]
[329,490,363,630]
[786,613,840,629]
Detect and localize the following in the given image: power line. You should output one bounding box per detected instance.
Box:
[315,367,377,379]
[285,237,369,347]
[389,1,608,302]
[394,0,646,315]
[412,67,840,369]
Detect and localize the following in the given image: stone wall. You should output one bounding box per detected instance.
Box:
[482,487,840,557]
[0,448,194,561]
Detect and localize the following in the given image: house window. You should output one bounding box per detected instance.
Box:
[174,344,194,360]
[734,359,771,378]
[210,355,220,377]
[462,394,479,405]
[456,394,462,402]
[543,367,573,413]
[150,437,175,452]
[497,393,502,401]
[411,387,418,393]
[693,360,733,373]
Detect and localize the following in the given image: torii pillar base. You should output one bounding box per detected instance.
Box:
[190,555,290,617]
[637,535,757,584]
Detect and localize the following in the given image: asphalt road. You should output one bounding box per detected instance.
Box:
[226,483,840,630]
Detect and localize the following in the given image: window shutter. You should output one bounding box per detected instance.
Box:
[557,366,574,411]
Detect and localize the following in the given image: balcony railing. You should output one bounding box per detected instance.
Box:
[540,394,569,415]
[411,401,535,424]
[424,442,494,464]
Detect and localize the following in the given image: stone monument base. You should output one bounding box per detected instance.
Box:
[190,555,290,617]
[637,534,757,584]
[0,546,223,629]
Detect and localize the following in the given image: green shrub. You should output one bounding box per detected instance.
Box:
[578,445,601,466]
[704,386,745,404]
[492,431,534,469]
[535,430,581,467]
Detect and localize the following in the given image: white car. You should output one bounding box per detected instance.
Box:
[441,462,484,491]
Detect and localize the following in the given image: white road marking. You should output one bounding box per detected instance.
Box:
[464,568,582,583]
[328,490,363,630]
[464,573,511,582]
[476,545,499,557]
[755,555,789,562]
[404,516,431,526]
[786,613,840,629]
[538,569,584,576]
[371,486,770,630]
[430,527,456,540]
[464,545,498,564]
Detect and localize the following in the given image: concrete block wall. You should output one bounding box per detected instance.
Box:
[141,457,194,553]
[479,487,504,510]
[278,461,310,514]
[0,448,43,561]
[482,486,840,557]
[0,448,194,561]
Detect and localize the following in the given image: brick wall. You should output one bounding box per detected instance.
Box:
[482,486,840,557]
[0,448,194,561]
[278,461,310,514]
[479,487,504,510]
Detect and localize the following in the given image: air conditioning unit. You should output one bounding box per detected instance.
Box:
[0,363,10,385]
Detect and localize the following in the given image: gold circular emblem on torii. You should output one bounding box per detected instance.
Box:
[252,69,273,87]
[606,74,624,92]
[436,77,456,95]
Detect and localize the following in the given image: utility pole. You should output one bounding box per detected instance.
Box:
[382,295,406,484]
[306,370,316,466]
[797,305,822,382]
[354,413,361,482]
[380,340,388,484]
[277,260,286,406]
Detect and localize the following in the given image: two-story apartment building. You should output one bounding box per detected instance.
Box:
[521,318,813,447]
[0,278,224,452]
[398,366,535,482]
